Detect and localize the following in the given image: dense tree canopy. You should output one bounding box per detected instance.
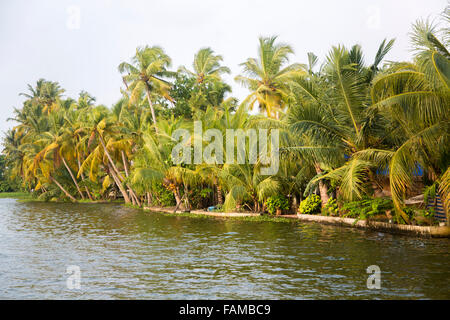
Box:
[2,8,449,225]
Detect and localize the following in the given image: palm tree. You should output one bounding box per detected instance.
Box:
[355,20,449,221]
[287,40,395,205]
[20,79,65,114]
[77,107,132,204]
[235,36,305,119]
[220,162,279,212]
[2,129,26,184]
[180,47,230,84]
[118,46,173,133]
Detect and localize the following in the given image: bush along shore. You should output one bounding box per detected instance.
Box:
[1,7,449,236]
[138,197,450,238]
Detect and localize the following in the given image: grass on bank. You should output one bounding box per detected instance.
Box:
[0,192,126,203]
[124,203,297,223]
[0,192,34,200]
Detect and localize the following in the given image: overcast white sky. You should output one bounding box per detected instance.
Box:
[0,0,447,134]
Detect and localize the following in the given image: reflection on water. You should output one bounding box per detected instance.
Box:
[0,198,448,299]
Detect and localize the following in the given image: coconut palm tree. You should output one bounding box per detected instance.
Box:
[354,20,449,221]
[286,39,396,206]
[180,47,230,84]
[118,46,173,133]
[20,79,65,115]
[77,107,132,203]
[235,36,305,119]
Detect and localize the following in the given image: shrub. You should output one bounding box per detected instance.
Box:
[265,195,289,215]
[298,194,321,215]
[342,198,393,219]
[152,183,176,207]
[322,197,339,216]
[189,186,213,209]
[402,207,415,221]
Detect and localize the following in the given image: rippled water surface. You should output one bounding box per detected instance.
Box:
[0,198,448,299]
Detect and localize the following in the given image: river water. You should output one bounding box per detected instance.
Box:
[0,198,448,299]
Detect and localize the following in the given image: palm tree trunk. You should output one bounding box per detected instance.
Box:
[50,176,77,202]
[121,150,130,177]
[128,190,136,205]
[184,184,191,211]
[318,181,330,207]
[314,163,329,206]
[108,164,131,204]
[77,157,93,201]
[215,178,223,205]
[128,185,141,206]
[173,186,183,209]
[98,134,126,181]
[62,156,85,199]
[147,192,151,207]
[145,87,158,134]
[173,193,185,213]
[120,150,141,206]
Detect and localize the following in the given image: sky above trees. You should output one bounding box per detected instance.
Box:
[0,0,446,134]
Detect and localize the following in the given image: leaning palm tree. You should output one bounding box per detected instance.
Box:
[235,36,305,119]
[77,107,132,204]
[118,46,173,132]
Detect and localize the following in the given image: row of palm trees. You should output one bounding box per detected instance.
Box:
[3,12,449,223]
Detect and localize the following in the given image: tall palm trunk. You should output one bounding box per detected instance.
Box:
[129,190,136,206]
[99,134,137,204]
[121,150,140,206]
[146,192,151,207]
[184,184,191,211]
[129,187,141,206]
[99,134,125,181]
[61,156,85,199]
[145,86,158,134]
[215,178,223,205]
[77,157,93,201]
[50,176,77,202]
[121,150,130,177]
[108,164,131,204]
[173,186,183,209]
[314,163,329,206]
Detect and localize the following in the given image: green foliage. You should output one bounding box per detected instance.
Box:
[322,197,339,216]
[342,198,393,220]
[0,192,32,199]
[0,155,21,192]
[265,195,289,215]
[2,6,448,226]
[298,194,321,215]
[159,74,196,119]
[424,208,435,219]
[189,186,213,209]
[151,183,176,207]
[402,207,416,221]
[423,183,437,205]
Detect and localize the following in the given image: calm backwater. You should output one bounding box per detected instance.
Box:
[0,198,448,299]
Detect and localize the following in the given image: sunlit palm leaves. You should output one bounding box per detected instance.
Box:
[236,36,306,118]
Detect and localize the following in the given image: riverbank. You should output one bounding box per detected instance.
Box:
[143,206,450,238]
[2,193,448,238]
[143,206,295,223]
[291,213,450,238]
[0,192,33,200]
